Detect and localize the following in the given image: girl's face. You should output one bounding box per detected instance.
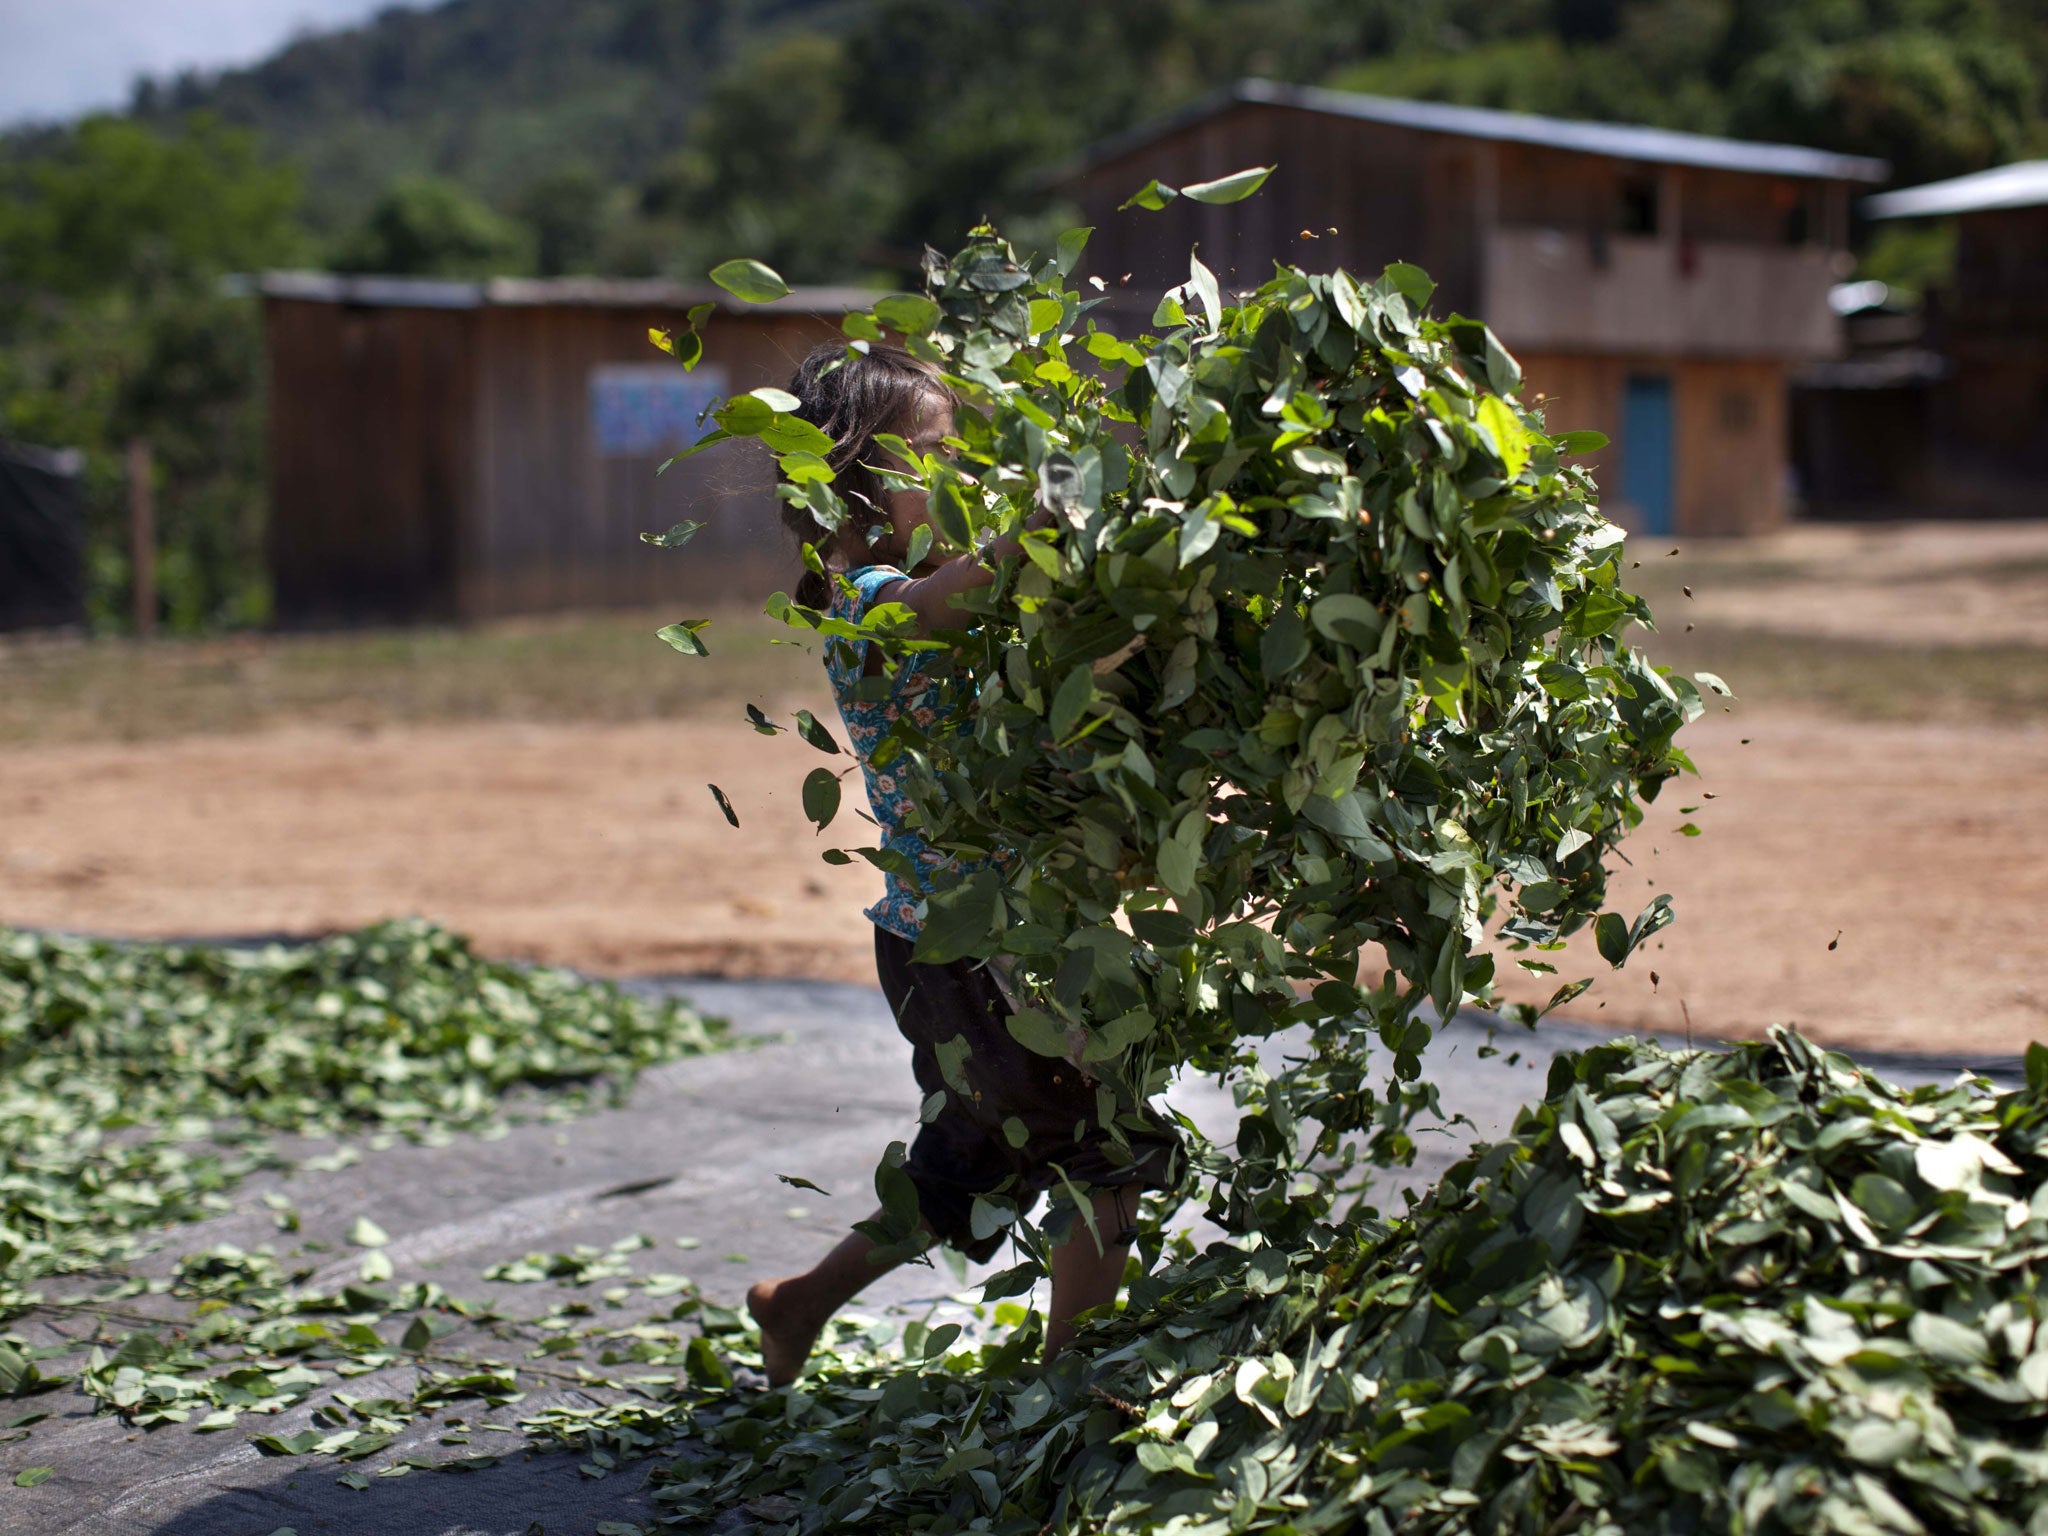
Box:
[878,390,955,573]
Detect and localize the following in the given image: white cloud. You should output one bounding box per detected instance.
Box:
[0,0,430,129]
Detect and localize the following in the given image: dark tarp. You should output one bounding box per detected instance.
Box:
[0,439,86,631]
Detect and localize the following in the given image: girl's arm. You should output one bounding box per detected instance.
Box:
[874,511,1055,634]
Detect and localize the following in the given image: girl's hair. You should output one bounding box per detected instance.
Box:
[782,342,948,608]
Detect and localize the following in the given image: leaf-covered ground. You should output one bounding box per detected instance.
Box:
[0,921,731,1473]
[528,1029,2048,1536]
[2,926,2041,1536]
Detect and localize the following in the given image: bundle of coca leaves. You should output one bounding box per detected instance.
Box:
[671,209,1700,1233]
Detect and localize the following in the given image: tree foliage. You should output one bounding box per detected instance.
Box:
[0,115,304,630]
[332,174,534,278]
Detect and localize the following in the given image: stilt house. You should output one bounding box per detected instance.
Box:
[1053,80,1889,537]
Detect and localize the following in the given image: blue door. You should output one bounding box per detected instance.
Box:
[1622,374,1675,536]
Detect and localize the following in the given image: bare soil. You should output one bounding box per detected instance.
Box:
[5,703,2045,1058]
[5,520,2047,1058]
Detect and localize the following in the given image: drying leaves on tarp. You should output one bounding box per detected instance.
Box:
[0,920,726,1306]
[529,1028,2048,1536]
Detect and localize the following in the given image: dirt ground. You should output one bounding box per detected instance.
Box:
[4,704,2044,1059]
[5,521,2048,1059]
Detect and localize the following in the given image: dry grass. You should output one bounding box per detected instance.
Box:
[0,606,823,746]
[5,523,2047,744]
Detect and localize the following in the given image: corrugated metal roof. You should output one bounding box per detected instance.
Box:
[1060,78,1890,186]
[257,272,876,313]
[1863,161,2048,219]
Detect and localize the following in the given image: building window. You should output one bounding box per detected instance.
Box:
[1619,175,1660,237]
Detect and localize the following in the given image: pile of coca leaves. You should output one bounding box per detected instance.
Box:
[532,1028,2048,1536]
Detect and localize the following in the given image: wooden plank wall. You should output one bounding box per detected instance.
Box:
[267,297,472,626]
[462,307,842,618]
[1063,106,1464,319]
[1518,352,1787,536]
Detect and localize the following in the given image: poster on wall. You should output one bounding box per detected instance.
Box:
[588,365,729,457]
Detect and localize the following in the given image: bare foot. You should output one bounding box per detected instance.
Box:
[746,1278,825,1387]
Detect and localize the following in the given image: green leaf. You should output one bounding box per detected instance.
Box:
[928,478,976,549]
[639,520,703,548]
[348,1216,389,1248]
[683,1335,733,1389]
[708,258,789,304]
[1118,178,1177,212]
[1555,430,1609,455]
[13,1469,52,1488]
[1476,397,1531,479]
[802,767,842,831]
[1694,671,1734,698]
[1048,667,1094,739]
[912,871,1004,965]
[1055,226,1092,276]
[1382,261,1436,309]
[1301,794,1392,861]
[1260,607,1309,678]
[793,709,842,755]
[1005,1008,1071,1059]
[1309,593,1381,647]
[1594,912,1630,967]
[759,413,834,456]
[1182,165,1275,204]
[779,451,834,484]
[903,522,933,570]
[657,620,710,657]
[707,784,739,827]
[873,294,941,335]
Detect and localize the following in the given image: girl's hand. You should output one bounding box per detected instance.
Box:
[878,507,1057,635]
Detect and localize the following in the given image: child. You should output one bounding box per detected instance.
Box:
[745,343,1184,1386]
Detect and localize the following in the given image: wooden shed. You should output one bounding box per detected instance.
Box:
[261,274,862,625]
[1053,80,1889,537]
[1825,162,2048,518]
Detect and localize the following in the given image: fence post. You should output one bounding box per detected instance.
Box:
[127,438,155,638]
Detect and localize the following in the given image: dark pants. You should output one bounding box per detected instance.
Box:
[874,926,1184,1262]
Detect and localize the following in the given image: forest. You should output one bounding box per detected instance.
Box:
[2,0,2043,632]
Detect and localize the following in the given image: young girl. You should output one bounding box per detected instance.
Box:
[744,343,1184,1386]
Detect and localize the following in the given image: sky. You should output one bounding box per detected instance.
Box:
[0,0,427,128]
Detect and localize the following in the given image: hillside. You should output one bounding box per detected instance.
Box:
[127,0,860,239]
[87,0,2048,277]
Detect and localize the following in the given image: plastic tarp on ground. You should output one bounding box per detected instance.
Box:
[0,440,86,632]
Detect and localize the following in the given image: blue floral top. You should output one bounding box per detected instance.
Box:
[826,566,964,940]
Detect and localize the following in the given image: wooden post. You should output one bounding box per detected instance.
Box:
[127,438,155,638]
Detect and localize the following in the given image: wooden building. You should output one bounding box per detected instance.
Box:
[261,273,863,625]
[1803,162,2048,519]
[1053,80,1888,536]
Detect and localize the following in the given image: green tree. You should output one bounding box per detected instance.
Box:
[332,175,531,277]
[512,164,612,277]
[0,115,304,631]
[1729,29,2037,186]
